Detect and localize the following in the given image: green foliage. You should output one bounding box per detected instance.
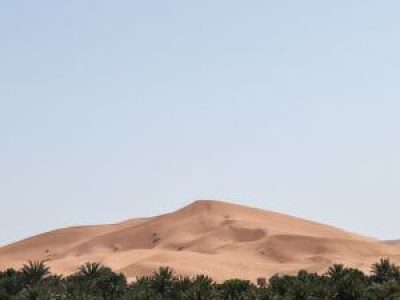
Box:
[67,262,127,299]
[21,261,50,285]
[0,268,25,298]
[182,275,218,300]
[371,258,400,283]
[219,278,256,299]
[2,260,400,299]
[149,266,177,298]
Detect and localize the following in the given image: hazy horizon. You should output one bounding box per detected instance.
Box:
[1,1,400,245]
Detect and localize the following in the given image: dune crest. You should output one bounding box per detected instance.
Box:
[1,200,399,281]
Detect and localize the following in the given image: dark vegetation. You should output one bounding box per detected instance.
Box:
[1,259,400,299]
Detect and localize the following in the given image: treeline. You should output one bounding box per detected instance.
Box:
[1,259,400,299]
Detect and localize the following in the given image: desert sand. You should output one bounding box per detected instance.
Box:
[1,200,400,282]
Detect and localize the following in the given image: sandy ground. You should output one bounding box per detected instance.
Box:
[1,200,400,282]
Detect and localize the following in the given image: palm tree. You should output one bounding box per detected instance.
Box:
[0,268,25,296]
[219,279,256,299]
[364,281,400,300]
[77,262,108,278]
[21,261,50,285]
[18,286,40,300]
[150,267,176,297]
[371,258,400,283]
[326,264,345,281]
[75,262,127,298]
[183,275,217,300]
[334,268,366,300]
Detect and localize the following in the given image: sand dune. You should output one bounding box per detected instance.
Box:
[1,200,400,281]
[385,240,400,247]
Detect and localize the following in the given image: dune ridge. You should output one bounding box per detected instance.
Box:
[1,200,400,281]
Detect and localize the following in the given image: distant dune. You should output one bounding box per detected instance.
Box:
[1,200,400,282]
[385,240,400,246]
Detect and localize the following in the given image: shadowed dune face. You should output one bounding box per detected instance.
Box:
[1,200,400,282]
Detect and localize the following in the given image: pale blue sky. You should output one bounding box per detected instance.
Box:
[1,1,400,245]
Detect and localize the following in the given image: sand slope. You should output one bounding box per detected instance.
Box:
[1,200,400,281]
